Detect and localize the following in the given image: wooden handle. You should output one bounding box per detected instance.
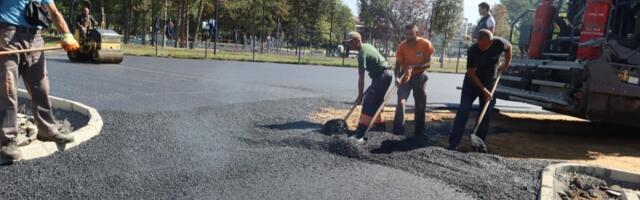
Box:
[0,46,63,56]
[471,74,502,134]
[363,73,406,134]
[343,87,372,121]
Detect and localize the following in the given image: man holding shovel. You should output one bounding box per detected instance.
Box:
[393,24,434,138]
[0,0,80,161]
[345,32,393,143]
[448,29,512,151]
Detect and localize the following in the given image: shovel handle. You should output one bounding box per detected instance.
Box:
[362,73,406,135]
[0,46,63,56]
[343,87,372,121]
[471,73,502,135]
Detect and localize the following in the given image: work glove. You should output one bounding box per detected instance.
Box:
[61,33,80,52]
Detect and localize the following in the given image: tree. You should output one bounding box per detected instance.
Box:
[386,0,431,43]
[492,4,511,38]
[431,0,463,68]
[501,0,535,26]
[191,0,205,49]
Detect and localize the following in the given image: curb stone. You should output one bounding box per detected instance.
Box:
[539,163,640,200]
[0,89,103,164]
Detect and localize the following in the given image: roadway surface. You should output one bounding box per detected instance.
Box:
[0,54,547,199]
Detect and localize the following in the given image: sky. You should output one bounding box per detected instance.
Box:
[342,0,501,25]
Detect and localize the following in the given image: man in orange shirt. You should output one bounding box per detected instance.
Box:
[393,24,435,137]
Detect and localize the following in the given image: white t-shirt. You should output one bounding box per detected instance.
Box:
[485,15,496,29]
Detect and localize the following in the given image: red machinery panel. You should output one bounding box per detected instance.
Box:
[577,0,612,60]
[528,0,557,59]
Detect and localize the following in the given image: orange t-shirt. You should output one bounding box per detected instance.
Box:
[396,37,435,77]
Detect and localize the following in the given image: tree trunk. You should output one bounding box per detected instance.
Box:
[175,1,182,48]
[140,11,147,46]
[440,33,448,68]
[99,0,105,28]
[123,0,132,44]
[162,0,167,48]
[191,0,205,49]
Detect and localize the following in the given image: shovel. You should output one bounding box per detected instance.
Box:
[322,87,371,135]
[0,46,63,56]
[359,73,407,139]
[470,73,502,153]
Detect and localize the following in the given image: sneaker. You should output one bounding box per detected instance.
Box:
[37,133,75,144]
[0,141,22,160]
[348,135,366,144]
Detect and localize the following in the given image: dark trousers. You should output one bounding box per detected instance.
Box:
[355,70,392,138]
[448,77,496,149]
[393,72,428,135]
[0,24,60,145]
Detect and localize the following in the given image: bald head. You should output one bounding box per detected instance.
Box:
[476,29,494,51]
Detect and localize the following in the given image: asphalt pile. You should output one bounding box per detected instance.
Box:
[246,98,552,200]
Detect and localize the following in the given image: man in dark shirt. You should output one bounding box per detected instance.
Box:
[448,29,512,151]
[76,7,98,39]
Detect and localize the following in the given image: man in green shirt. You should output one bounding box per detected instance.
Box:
[344,32,393,143]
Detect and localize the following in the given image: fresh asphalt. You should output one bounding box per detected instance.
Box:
[0,54,547,199]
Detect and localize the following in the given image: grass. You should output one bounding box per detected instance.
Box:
[44,39,467,74]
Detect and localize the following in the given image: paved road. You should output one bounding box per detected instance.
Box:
[43,53,540,112]
[0,54,546,199]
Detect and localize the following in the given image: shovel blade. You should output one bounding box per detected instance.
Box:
[322,119,349,135]
[470,133,488,153]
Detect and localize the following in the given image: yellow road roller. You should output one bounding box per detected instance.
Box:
[67,28,124,64]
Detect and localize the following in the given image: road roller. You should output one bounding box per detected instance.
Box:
[67,28,124,64]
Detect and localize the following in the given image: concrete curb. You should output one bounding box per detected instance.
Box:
[0,89,103,164]
[539,163,640,200]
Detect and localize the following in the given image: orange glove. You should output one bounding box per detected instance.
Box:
[61,33,80,52]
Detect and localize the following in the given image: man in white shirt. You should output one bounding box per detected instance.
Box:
[472,2,496,40]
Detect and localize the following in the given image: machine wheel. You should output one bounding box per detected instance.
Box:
[67,51,80,62]
[91,51,100,63]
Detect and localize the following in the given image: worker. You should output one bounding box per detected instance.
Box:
[0,0,80,161]
[393,24,435,138]
[448,29,512,151]
[473,2,496,40]
[345,32,393,144]
[76,6,98,40]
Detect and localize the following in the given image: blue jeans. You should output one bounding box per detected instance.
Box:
[448,77,496,150]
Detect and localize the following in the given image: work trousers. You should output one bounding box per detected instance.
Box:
[0,23,60,145]
[393,72,428,135]
[448,77,497,150]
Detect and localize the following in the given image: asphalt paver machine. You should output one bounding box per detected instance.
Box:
[498,0,640,126]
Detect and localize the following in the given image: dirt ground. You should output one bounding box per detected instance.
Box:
[309,106,640,173]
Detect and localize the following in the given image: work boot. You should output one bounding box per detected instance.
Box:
[37,133,74,144]
[0,141,22,161]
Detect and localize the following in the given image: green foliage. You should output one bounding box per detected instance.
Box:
[53,0,355,47]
